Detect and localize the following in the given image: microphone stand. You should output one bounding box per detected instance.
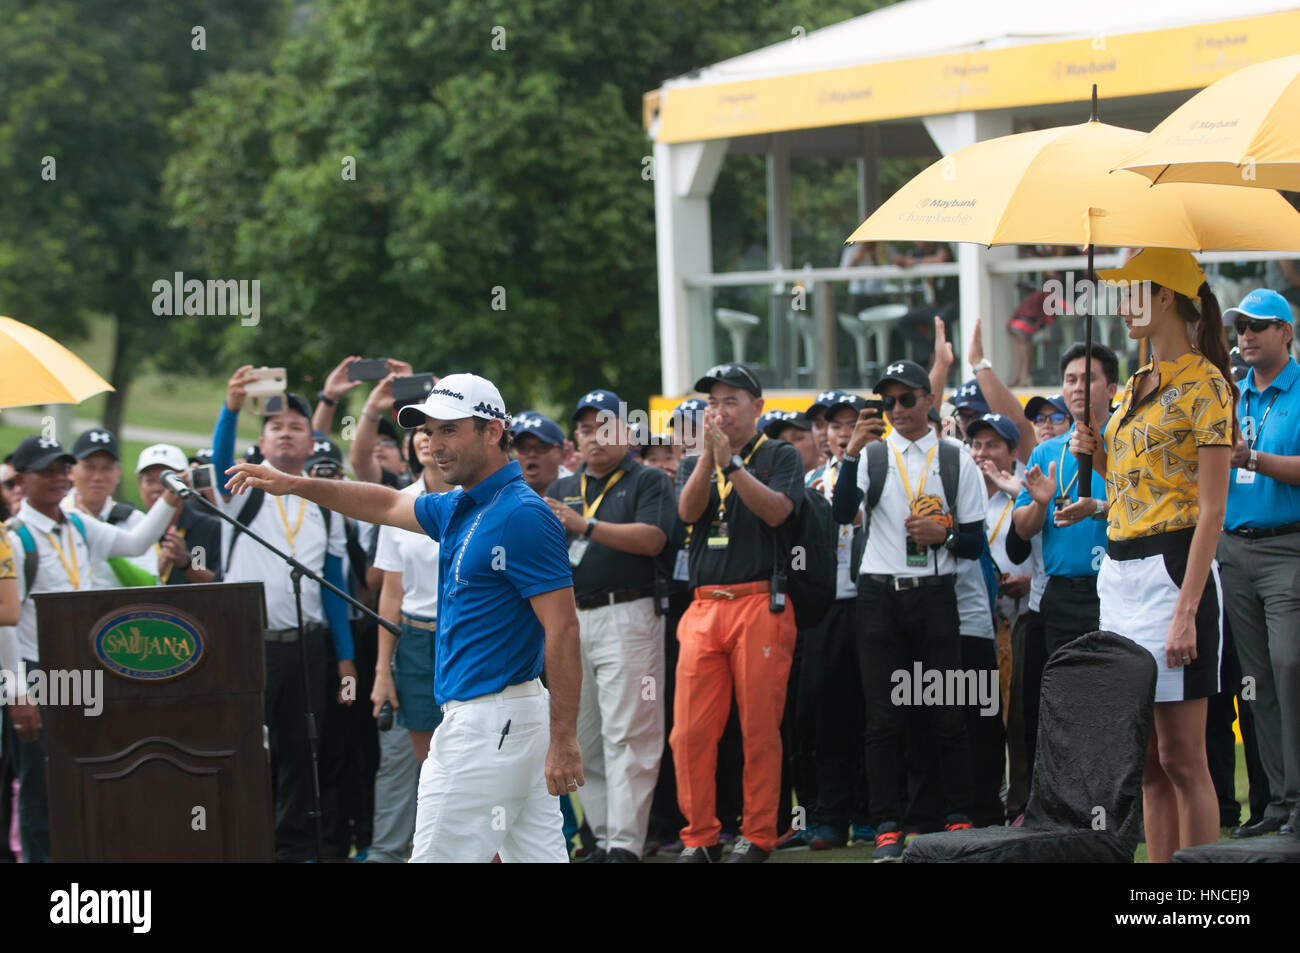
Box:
[167,477,400,863]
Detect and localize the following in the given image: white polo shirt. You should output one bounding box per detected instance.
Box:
[217,470,346,631]
[372,478,440,620]
[61,494,160,587]
[5,497,176,661]
[856,428,987,579]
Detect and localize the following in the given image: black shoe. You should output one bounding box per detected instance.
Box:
[605,848,641,863]
[1230,816,1284,839]
[584,847,610,863]
[872,821,903,863]
[1281,810,1298,836]
[723,837,769,863]
[676,844,723,863]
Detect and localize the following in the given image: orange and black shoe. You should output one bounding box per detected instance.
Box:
[872,821,903,863]
[943,813,974,832]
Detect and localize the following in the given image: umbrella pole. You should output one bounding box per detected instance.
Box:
[1078,243,1095,500]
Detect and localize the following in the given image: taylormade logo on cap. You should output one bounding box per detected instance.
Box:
[396,373,509,427]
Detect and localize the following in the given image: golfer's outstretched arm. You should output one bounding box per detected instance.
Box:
[529,587,584,796]
[225,463,422,533]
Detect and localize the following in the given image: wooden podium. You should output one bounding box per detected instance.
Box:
[37,582,274,861]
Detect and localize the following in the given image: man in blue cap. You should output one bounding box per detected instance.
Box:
[543,389,674,861]
[950,378,989,441]
[1218,289,1300,837]
[510,411,569,496]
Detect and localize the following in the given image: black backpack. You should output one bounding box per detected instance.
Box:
[226,488,332,569]
[774,470,838,631]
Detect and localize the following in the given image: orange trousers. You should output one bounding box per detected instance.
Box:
[670,590,797,851]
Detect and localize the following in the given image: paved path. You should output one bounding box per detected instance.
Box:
[0,409,214,449]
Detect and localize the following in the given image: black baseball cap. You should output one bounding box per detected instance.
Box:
[377,415,399,441]
[1024,394,1071,423]
[12,435,76,473]
[571,389,624,422]
[695,363,762,398]
[306,435,344,469]
[758,410,812,439]
[259,392,313,422]
[966,412,1019,447]
[71,428,120,461]
[874,360,930,394]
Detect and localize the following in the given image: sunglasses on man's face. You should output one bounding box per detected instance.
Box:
[1033,412,1069,425]
[881,392,920,410]
[1235,318,1285,336]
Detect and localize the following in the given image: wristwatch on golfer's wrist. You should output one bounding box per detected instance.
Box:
[972,359,993,374]
[722,454,743,476]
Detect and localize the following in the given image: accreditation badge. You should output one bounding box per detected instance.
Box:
[1053,496,1071,513]
[707,520,730,550]
[1235,469,1256,485]
[905,531,928,568]
[672,548,690,581]
[567,537,590,567]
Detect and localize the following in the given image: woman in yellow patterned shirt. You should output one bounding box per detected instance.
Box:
[1071,248,1236,863]
[0,531,17,626]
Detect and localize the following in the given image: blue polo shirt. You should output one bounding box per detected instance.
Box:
[1227,358,1300,530]
[1015,427,1108,578]
[413,460,572,704]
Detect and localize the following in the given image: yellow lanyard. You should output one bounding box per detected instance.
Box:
[1058,441,1079,498]
[714,434,767,518]
[988,496,1016,545]
[274,496,308,555]
[45,523,81,590]
[890,441,938,506]
[579,468,626,519]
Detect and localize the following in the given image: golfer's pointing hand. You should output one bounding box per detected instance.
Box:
[225,462,297,497]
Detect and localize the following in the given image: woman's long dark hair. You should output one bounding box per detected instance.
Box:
[1158,280,1241,442]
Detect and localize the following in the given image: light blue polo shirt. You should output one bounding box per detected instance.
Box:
[413,460,572,704]
[1015,427,1109,578]
[1226,358,1300,531]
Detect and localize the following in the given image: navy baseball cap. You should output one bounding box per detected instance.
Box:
[695,363,762,398]
[243,444,264,464]
[189,447,214,467]
[11,435,75,473]
[1024,394,1071,423]
[822,394,870,420]
[510,411,565,447]
[669,398,706,430]
[807,389,851,419]
[875,360,931,394]
[71,428,120,461]
[952,379,989,414]
[1224,288,1293,326]
[757,410,812,438]
[571,389,624,422]
[966,413,1019,447]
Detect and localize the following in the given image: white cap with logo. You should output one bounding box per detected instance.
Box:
[136,443,190,475]
[396,373,510,428]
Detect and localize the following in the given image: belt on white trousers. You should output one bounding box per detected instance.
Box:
[440,677,542,714]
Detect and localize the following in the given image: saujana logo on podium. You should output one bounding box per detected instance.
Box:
[90,606,206,681]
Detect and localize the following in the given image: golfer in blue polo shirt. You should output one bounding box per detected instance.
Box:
[226,373,583,863]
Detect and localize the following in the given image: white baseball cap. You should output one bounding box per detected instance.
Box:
[136,443,189,475]
[397,373,510,428]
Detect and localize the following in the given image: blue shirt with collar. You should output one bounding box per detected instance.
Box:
[1226,357,1300,530]
[1015,426,1108,578]
[412,459,572,704]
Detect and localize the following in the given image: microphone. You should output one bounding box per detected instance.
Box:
[161,470,193,498]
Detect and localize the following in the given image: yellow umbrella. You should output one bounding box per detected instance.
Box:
[846,119,1300,250]
[1116,54,1300,191]
[0,315,114,408]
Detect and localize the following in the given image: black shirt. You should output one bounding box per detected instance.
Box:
[675,436,804,588]
[546,452,674,599]
[161,503,223,585]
